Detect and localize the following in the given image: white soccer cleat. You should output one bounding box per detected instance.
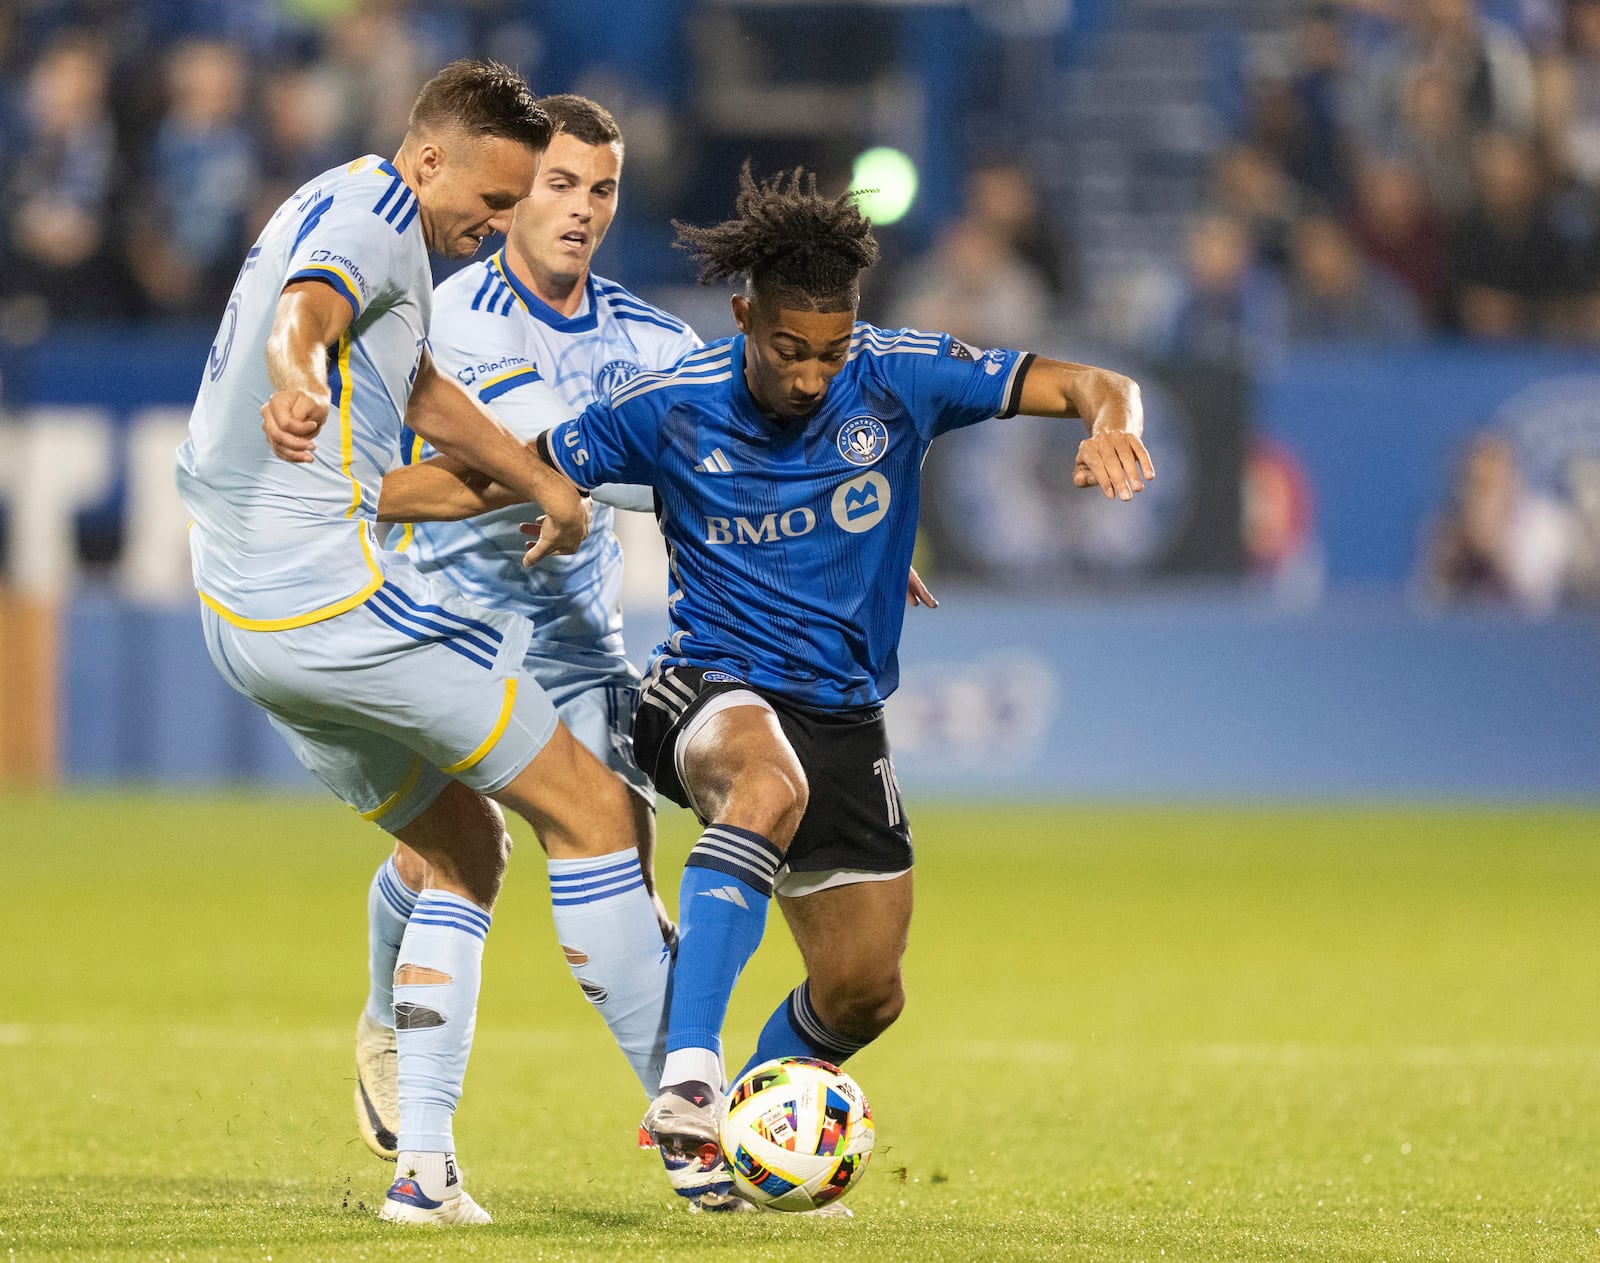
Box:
[641,1080,736,1204]
[354,1010,399,1161]
[377,1173,492,1226]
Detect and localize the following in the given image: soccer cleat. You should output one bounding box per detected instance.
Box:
[378,1174,492,1226]
[641,1080,735,1203]
[354,1010,399,1161]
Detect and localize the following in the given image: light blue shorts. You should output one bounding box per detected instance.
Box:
[200,554,560,831]
[527,649,652,806]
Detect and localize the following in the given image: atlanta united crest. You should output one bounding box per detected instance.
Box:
[837,415,888,466]
[596,359,642,400]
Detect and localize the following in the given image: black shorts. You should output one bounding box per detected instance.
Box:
[633,666,914,878]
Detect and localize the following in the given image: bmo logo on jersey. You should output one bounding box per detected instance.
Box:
[705,508,817,545]
[831,472,891,533]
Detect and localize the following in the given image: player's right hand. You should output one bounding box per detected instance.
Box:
[261,389,329,464]
[517,491,591,568]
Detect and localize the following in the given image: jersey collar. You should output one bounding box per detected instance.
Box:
[490,249,599,332]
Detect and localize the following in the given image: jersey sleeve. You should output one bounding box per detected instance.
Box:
[878,328,1034,441]
[546,394,658,491]
[283,170,414,320]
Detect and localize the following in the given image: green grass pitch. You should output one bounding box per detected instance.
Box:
[3,792,1598,1261]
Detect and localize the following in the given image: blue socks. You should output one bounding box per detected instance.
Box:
[736,980,871,1082]
[663,825,784,1085]
[394,890,489,1154]
[548,851,673,1096]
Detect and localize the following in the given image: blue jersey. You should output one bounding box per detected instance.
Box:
[547,324,1033,710]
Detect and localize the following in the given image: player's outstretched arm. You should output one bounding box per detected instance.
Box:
[1015,358,1155,501]
[405,348,590,565]
[260,280,355,464]
[375,450,527,523]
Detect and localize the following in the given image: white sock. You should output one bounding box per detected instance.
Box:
[394,890,489,1154]
[548,851,673,1096]
[365,857,418,1027]
[661,1047,725,1093]
[394,1149,462,1201]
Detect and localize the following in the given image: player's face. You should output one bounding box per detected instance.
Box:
[507,132,622,290]
[414,132,541,259]
[734,295,855,421]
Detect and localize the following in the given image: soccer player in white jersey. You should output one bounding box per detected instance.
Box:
[178,63,669,1227]
[349,95,701,1164]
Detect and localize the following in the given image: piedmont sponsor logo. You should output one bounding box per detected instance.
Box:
[831,471,891,533]
[704,508,817,544]
[456,354,530,387]
[307,248,369,297]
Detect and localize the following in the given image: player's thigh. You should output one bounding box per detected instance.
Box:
[778,871,914,999]
[490,719,640,860]
[553,674,655,807]
[634,668,807,835]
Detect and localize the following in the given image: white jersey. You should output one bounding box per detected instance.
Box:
[177,155,430,629]
[398,249,699,677]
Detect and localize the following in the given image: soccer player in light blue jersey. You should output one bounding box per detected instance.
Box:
[350,96,700,1162]
[383,164,1153,1210]
[181,63,669,1227]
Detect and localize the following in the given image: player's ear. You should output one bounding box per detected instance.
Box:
[731,293,751,334]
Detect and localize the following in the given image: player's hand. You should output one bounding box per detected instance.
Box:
[1073,430,1155,501]
[517,493,591,567]
[907,566,938,609]
[261,389,329,464]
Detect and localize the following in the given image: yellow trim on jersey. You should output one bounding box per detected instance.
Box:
[195,522,384,632]
[393,429,428,553]
[336,332,363,518]
[440,678,518,775]
[360,753,425,821]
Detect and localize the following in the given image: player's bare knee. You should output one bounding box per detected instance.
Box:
[821,973,904,1040]
[724,761,809,846]
[390,842,427,891]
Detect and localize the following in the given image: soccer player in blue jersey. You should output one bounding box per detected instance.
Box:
[387,163,1154,1209]
[541,165,1154,1207]
[349,96,701,1160]
[180,64,670,1227]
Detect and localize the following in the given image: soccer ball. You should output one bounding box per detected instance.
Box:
[718,1056,874,1212]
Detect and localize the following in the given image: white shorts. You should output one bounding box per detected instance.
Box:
[200,554,560,831]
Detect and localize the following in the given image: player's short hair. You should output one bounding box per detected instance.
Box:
[409,60,552,151]
[536,94,623,149]
[673,163,880,313]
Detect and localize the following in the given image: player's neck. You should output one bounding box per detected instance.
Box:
[503,240,587,316]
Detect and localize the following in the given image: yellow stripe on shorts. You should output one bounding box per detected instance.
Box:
[441,678,519,775]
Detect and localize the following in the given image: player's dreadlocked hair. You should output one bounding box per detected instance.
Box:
[673,164,880,312]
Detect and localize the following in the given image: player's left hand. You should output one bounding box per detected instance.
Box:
[1073,430,1155,501]
[907,566,938,609]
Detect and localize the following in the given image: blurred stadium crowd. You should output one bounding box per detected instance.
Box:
[7,0,1600,344]
[1,0,1598,612]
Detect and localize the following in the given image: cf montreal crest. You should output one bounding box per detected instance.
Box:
[837,415,888,466]
[596,358,642,400]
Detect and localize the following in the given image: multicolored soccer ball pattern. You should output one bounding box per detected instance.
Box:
[718,1056,874,1211]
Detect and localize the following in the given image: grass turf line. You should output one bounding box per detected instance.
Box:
[2,792,1597,1260]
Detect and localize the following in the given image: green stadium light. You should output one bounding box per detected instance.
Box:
[851,147,918,225]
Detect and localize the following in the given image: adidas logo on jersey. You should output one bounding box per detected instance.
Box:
[694,449,732,474]
[699,885,750,909]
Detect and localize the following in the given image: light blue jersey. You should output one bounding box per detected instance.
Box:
[548,326,1033,711]
[177,156,430,628]
[396,249,699,686]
